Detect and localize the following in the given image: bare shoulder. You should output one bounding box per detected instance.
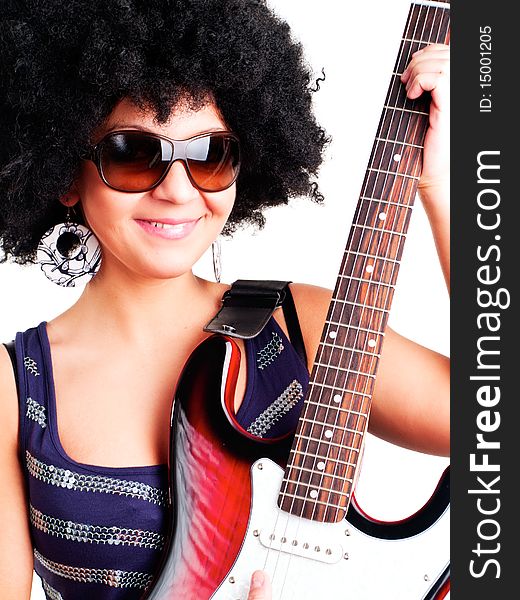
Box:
[0,344,18,446]
[288,283,332,371]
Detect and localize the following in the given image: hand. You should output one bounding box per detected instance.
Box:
[401,43,450,191]
[246,571,272,600]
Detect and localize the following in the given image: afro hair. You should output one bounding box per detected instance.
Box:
[0,0,329,263]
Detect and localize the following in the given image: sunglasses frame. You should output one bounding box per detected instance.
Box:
[84,130,241,193]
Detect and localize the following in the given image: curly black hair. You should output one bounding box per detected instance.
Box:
[0,0,328,264]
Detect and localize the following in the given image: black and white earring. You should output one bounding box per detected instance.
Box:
[212,238,222,283]
[36,205,102,287]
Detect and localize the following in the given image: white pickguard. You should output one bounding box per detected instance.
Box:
[211,459,449,600]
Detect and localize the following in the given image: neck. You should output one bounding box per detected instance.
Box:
[62,261,223,345]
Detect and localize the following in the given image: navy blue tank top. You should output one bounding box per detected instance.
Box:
[13,317,309,599]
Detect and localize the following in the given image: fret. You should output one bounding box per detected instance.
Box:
[337,274,395,290]
[401,33,445,44]
[334,298,390,314]
[281,483,352,499]
[378,111,428,148]
[383,104,429,116]
[325,321,386,336]
[296,433,362,450]
[315,362,376,378]
[306,389,372,404]
[320,341,381,358]
[291,446,359,460]
[299,419,364,437]
[375,137,424,150]
[412,0,450,9]
[304,399,370,419]
[354,197,413,236]
[360,196,414,209]
[338,252,400,288]
[289,447,359,466]
[288,464,356,481]
[344,249,400,264]
[367,168,420,181]
[352,223,407,238]
[278,492,345,510]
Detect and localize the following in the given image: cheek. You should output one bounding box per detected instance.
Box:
[205,187,236,221]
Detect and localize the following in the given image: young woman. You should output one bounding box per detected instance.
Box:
[0,1,449,598]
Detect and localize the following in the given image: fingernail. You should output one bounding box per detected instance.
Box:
[251,571,264,590]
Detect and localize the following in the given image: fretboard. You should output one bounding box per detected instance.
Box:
[278,0,450,523]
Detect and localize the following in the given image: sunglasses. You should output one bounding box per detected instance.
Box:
[84,130,241,193]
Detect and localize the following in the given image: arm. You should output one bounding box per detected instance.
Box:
[289,284,449,457]
[0,347,34,599]
[402,43,450,292]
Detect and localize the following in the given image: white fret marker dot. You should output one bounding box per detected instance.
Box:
[310,490,319,499]
[393,153,402,162]
[329,331,337,339]
[368,339,377,348]
[378,212,387,220]
[324,430,333,439]
[366,265,374,273]
[333,394,342,403]
[317,462,326,470]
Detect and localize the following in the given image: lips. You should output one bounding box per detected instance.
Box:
[135,217,201,240]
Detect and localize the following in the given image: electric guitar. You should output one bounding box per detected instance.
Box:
[142,1,451,598]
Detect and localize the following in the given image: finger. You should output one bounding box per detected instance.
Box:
[401,47,449,82]
[247,571,273,600]
[405,71,449,101]
[402,57,450,88]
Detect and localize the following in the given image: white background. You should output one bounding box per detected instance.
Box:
[0,0,450,597]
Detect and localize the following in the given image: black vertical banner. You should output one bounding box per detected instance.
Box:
[452,2,515,598]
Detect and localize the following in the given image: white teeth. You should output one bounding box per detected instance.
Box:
[149,221,183,230]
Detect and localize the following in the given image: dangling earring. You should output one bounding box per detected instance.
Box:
[212,238,222,283]
[36,205,102,287]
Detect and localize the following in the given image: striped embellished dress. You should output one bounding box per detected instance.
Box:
[12,317,309,599]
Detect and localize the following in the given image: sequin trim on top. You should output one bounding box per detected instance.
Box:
[34,549,153,589]
[256,331,284,370]
[30,504,165,550]
[42,579,64,600]
[26,451,168,506]
[247,379,304,437]
[26,397,47,428]
[24,356,41,376]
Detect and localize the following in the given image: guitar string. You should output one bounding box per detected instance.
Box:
[323,2,450,530]
[282,8,450,595]
[272,5,429,595]
[279,3,448,596]
[326,2,445,527]
[275,0,430,582]
[311,0,429,531]
[263,4,449,596]
[324,1,451,528]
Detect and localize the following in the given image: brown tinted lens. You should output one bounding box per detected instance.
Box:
[186,134,240,191]
[99,133,167,191]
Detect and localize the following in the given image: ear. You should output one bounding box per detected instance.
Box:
[59,190,81,208]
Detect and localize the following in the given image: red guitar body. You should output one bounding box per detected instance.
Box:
[141,335,450,600]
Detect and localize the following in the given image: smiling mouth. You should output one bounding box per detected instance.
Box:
[147,220,191,230]
[135,217,201,239]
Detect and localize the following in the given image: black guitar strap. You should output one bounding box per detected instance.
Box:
[204,279,308,366]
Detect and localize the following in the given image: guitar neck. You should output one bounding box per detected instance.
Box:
[278,0,450,523]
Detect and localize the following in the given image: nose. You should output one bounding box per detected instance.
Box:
[150,159,200,204]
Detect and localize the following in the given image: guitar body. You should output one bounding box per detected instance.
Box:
[143,335,450,600]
